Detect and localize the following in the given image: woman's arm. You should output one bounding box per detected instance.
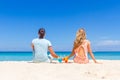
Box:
[48,46,59,58]
[68,48,75,59]
[87,41,97,63]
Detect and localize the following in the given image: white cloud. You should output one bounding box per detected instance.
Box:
[96,40,120,46]
[91,40,120,51]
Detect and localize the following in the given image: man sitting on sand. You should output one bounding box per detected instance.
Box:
[31,28,59,62]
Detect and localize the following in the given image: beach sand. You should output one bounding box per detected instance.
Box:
[0,60,120,80]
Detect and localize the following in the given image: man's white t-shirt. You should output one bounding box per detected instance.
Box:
[32,38,52,62]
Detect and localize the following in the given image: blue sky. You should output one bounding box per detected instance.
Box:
[0,0,120,51]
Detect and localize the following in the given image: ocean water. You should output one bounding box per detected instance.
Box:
[0,51,120,61]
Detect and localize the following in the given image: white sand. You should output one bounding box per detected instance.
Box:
[0,60,120,80]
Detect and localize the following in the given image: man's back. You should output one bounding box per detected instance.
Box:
[32,38,52,62]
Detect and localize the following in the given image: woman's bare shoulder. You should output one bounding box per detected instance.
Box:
[85,40,91,44]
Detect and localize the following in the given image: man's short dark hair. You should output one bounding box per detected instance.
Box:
[38,28,45,38]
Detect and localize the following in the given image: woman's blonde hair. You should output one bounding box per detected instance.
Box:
[72,28,86,51]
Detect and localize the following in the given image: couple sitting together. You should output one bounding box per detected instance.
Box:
[31,28,99,64]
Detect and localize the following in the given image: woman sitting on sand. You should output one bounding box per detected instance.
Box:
[31,28,59,62]
[67,28,98,64]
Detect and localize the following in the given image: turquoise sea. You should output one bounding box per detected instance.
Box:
[0,51,120,61]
